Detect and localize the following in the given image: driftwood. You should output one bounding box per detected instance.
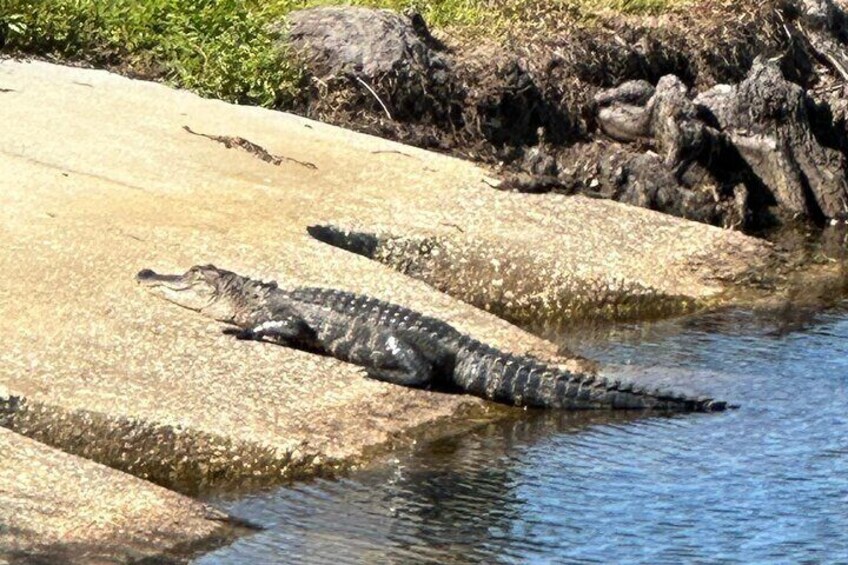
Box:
[697,59,848,222]
[591,55,848,227]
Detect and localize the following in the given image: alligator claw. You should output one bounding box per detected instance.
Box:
[705,400,729,412]
[222,327,255,340]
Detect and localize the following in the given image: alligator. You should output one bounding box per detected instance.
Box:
[136,265,729,412]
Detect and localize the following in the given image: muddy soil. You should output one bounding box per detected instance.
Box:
[289,0,848,236]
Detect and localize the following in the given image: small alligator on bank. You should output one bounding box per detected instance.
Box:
[136,265,730,412]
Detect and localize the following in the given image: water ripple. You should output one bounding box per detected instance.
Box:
[198,305,848,564]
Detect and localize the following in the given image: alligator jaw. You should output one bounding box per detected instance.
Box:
[135,267,216,313]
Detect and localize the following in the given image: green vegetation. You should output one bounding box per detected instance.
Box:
[580,0,688,15]
[1,0,307,106]
[0,0,687,108]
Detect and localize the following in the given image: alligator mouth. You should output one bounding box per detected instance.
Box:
[135,269,190,290]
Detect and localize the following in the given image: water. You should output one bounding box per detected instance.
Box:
[197,305,848,564]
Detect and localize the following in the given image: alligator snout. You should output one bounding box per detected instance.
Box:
[135,269,184,286]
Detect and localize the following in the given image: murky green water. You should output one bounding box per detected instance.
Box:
[197,304,848,564]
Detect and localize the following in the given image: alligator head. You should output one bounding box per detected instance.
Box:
[136,264,277,324]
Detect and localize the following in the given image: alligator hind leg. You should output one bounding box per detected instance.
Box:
[363,337,434,388]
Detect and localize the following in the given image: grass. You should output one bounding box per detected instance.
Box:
[1,0,308,106]
[0,0,688,108]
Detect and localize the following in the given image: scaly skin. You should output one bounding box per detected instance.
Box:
[137,265,729,412]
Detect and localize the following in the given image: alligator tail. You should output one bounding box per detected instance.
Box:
[307,225,379,259]
[452,339,728,412]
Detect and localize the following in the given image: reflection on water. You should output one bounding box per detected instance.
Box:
[198,305,848,564]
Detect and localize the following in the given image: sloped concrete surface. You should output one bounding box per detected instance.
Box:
[0,427,234,563]
[0,59,773,497]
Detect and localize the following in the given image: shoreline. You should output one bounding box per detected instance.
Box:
[1,39,846,561]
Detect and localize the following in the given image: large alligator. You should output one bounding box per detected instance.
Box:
[136,265,729,412]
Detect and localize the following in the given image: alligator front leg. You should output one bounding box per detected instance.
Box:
[224,314,314,344]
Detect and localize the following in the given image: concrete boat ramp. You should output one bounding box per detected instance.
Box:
[0,59,772,560]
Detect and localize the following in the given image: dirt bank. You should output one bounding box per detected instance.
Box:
[290,0,848,234]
